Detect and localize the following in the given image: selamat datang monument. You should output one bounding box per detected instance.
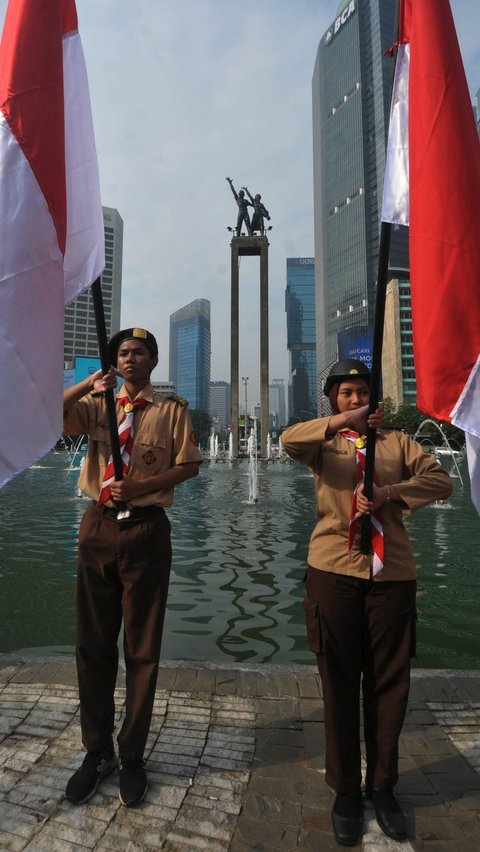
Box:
[226,177,271,459]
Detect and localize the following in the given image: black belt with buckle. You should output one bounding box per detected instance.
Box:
[93,503,164,523]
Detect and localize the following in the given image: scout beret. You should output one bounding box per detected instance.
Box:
[108,327,158,366]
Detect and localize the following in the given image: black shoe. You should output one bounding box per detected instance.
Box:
[65,745,117,804]
[371,790,407,841]
[119,757,147,807]
[331,793,363,846]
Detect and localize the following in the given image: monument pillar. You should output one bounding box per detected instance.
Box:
[230,235,270,459]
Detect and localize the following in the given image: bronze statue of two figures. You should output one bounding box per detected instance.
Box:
[226,177,271,236]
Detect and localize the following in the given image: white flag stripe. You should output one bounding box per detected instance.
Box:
[63,29,104,305]
[0,117,64,484]
[381,43,410,226]
[450,355,480,439]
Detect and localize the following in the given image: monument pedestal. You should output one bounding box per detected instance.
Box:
[230,235,269,459]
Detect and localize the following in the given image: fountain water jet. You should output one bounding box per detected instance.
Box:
[414,418,464,484]
[246,419,259,503]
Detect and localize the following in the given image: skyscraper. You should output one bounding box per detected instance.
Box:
[312,0,409,390]
[210,380,231,434]
[64,206,123,366]
[285,258,317,421]
[269,379,286,431]
[169,299,211,411]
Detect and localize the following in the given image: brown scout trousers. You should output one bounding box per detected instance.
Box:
[304,566,417,794]
[75,503,172,761]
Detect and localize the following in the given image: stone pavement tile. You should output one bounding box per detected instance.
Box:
[229,670,257,697]
[0,659,23,683]
[0,800,47,841]
[298,697,324,722]
[214,670,239,695]
[163,828,227,850]
[156,667,177,691]
[411,842,480,852]
[412,814,474,843]
[295,673,321,700]
[230,814,299,849]
[171,668,199,693]
[255,673,283,698]
[193,667,216,694]
[409,676,456,703]
[175,802,237,840]
[402,727,460,758]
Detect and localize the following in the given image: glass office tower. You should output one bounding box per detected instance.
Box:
[169,299,211,411]
[285,258,317,421]
[312,0,409,388]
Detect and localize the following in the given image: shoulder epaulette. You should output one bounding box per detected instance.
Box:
[164,393,189,407]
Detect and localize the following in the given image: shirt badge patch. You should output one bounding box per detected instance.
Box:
[142,450,157,465]
[189,431,199,446]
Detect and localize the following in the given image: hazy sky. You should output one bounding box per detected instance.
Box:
[1,1,479,406]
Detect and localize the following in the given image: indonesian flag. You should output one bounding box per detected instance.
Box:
[0,0,104,488]
[381,0,480,514]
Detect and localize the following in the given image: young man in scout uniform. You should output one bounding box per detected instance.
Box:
[63,327,202,807]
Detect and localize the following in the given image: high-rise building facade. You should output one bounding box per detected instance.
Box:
[269,379,287,431]
[285,258,317,421]
[312,0,409,392]
[210,381,231,434]
[169,299,211,410]
[64,206,123,366]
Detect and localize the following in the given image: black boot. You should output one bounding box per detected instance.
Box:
[331,792,363,846]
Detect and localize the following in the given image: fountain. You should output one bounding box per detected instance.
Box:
[208,428,216,461]
[228,432,233,461]
[67,434,86,474]
[414,418,464,484]
[266,432,272,461]
[246,419,259,503]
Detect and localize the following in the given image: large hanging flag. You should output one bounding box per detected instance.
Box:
[0,0,104,488]
[381,0,480,513]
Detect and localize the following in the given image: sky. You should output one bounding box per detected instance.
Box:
[1,0,479,408]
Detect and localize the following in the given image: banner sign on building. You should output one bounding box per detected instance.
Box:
[337,325,373,369]
[63,369,75,389]
[74,356,102,385]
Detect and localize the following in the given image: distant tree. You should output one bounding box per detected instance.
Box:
[189,409,212,446]
[381,397,465,446]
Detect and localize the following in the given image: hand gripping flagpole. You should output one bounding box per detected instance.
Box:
[91,277,128,512]
[360,1,400,556]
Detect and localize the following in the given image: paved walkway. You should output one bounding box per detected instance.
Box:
[0,655,480,850]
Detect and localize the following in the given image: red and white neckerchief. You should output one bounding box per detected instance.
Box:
[97,396,148,506]
[342,431,384,577]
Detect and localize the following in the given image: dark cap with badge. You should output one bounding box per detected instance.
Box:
[323,359,370,396]
[108,327,158,366]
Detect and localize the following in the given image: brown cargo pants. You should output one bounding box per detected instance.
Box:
[303,565,416,794]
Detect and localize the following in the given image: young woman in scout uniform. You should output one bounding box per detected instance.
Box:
[282,359,452,846]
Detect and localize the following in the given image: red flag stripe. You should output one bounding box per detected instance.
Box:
[0,0,67,253]
[408,0,480,424]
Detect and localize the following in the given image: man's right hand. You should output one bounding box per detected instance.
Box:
[91,368,117,394]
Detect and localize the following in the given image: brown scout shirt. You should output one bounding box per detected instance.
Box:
[281,418,452,581]
[63,382,202,508]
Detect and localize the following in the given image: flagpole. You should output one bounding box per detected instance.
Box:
[360,223,391,553]
[91,277,124,484]
[360,1,400,555]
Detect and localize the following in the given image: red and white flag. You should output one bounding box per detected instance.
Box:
[382,0,480,514]
[0,0,104,488]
